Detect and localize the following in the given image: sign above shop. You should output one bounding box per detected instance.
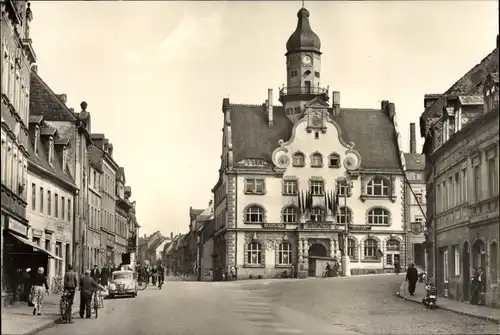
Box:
[7,217,28,237]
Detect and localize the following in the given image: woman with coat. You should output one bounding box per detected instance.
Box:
[31,267,49,316]
[470,268,480,305]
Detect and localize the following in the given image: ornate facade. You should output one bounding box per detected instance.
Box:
[211,7,408,279]
[420,37,499,307]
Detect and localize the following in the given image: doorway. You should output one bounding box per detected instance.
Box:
[462,242,470,301]
[472,239,486,269]
[304,81,311,94]
[308,243,328,277]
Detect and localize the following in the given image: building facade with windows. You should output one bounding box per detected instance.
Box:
[115,167,132,263]
[26,115,77,288]
[420,38,499,307]
[211,7,408,280]
[1,0,36,295]
[404,123,427,269]
[90,134,119,266]
[29,72,92,274]
[88,154,102,268]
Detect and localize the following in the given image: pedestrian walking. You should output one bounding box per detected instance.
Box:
[63,264,78,323]
[470,268,480,304]
[405,263,418,296]
[100,264,110,288]
[478,267,486,305]
[394,260,401,275]
[79,269,104,319]
[31,267,49,316]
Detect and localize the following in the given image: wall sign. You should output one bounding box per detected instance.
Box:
[7,217,28,236]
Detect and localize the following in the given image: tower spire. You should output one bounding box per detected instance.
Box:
[301,0,304,9]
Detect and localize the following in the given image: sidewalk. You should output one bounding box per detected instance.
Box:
[165,275,197,282]
[1,293,81,335]
[397,281,500,324]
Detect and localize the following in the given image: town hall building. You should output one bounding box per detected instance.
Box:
[212,7,408,279]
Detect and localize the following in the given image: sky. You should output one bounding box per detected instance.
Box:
[29,1,498,237]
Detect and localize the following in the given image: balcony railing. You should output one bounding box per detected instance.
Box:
[279,85,329,97]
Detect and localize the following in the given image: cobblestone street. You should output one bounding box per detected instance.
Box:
[32,275,499,335]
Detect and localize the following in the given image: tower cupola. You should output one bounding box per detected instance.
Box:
[286,8,321,55]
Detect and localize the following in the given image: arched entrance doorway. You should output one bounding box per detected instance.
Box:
[472,239,486,269]
[308,243,328,277]
[462,242,470,301]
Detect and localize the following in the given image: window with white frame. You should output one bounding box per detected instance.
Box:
[245,205,264,223]
[454,173,460,206]
[244,179,265,195]
[282,206,298,223]
[436,183,441,213]
[2,41,8,92]
[442,181,447,210]
[310,207,324,222]
[336,180,350,196]
[487,154,497,197]
[443,248,449,283]
[292,152,305,167]
[310,180,324,195]
[336,207,351,224]
[9,54,14,101]
[283,180,297,195]
[310,153,323,167]
[453,245,460,276]
[347,239,356,258]
[328,153,341,168]
[473,164,481,202]
[449,176,454,209]
[48,137,54,165]
[1,137,6,184]
[366,177,390,196]
[364,239,378,258]
[461,168,467,203]
[367,208,390,225]
[278,242,292,265]
[247,242,262,265]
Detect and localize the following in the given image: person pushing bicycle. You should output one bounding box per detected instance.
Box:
[63,264,78,323]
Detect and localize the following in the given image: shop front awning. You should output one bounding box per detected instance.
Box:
[8,232,63,260]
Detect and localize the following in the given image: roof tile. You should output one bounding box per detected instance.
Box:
[229,104,400,169]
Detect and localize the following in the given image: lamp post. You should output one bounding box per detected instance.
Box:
[340,178,352,277]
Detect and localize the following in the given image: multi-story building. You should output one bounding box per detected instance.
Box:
[126,187,140,268]
[26,114,77,288]
[420,37,499,307]
[115,168,132,262]
[90,134,118,265]
[211,7,407,280]
[404,123,426,269]
[29,72,92,274]
[88,150,103,267]
[1,0,36,294]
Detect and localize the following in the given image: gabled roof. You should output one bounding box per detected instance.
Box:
[229,104,400,169]
[29,72,78,122]
[404,153,425,171]
[420,47,499,127]
[27,124,76,189]
[149,237,169,252]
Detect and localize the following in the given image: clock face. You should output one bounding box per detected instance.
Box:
[302,55,312,65]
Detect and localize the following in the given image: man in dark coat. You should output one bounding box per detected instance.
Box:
[79,270,104,319]
[63,264,78,322]
[406,263,419,295]
[100,265,110,288]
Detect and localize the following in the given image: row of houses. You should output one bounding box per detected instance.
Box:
[1,1,140,302]
[420,36,499,307]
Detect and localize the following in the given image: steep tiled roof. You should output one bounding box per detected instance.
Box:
[149,237,169,252]
[421,47,499,125]
[404,153,425,171]
[29,72,77,122]
[229,105,400,170]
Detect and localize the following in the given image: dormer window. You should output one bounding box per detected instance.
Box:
[34,126,39,156]
[48,136,54,165]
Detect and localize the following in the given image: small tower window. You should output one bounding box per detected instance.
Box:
[304,70,311,76]
[315,71,320,78]
[291,70,298,77]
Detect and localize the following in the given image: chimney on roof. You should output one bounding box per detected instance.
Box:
[108,143,113,157]
[58,94,67,104]
[409,123,416,154]
[332,91,340,116]
[267,89,274,126]
[170,232,173,240]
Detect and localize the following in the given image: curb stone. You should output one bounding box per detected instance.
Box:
[396,283,499,325]
[22,310,79,335]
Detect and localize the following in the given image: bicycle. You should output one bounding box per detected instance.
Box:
[92,289,104,319]
[136,273,148,291]
[51,275,63,295]
[59,290,73,323]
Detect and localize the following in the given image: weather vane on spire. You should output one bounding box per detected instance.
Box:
[301,0,305,8]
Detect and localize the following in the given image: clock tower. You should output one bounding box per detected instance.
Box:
[279,7,329,122]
